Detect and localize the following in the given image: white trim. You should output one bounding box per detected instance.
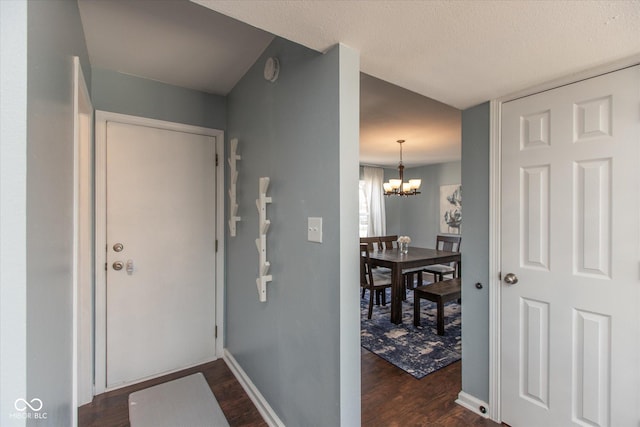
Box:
[94,113,107,395]
[105,356,218,392]
[71,56,79,427]
[497,54,640,105]
[223,349,284,427]
[94,111,224,394]
[215,132,225,358]
[487,99,502,422]
[455,391,489,419]
[72,56,94,422]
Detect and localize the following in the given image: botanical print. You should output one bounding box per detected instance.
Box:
[440,184,461,234]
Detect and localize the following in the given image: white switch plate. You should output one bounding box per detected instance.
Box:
[308,217,322,243]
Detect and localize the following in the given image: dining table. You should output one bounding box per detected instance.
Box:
[368,246,462,324]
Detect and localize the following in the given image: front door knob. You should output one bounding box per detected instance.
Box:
[504,273,518,285]
[113,261,124,271]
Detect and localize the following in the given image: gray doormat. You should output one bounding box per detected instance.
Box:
[129,372,229,427]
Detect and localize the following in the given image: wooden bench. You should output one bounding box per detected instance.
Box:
[413,278,461,335]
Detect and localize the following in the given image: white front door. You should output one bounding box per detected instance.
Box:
[500,66,639,426]
[105,121,217,389]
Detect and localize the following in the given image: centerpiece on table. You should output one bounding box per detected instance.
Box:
[397,235,411,254]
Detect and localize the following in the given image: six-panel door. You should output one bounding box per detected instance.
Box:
[501,66,639,426]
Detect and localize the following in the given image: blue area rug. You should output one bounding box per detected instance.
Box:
[360,287,461,379]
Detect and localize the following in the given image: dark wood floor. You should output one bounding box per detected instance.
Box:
[80,352,501,426]
[78,359,267,427]
[362,348,501,426]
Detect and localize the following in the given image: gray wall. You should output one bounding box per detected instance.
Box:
[24,0,91,425]
[383,161,461,248]
[460,102,490,402]
[226,38,360,425]
[91,68,226,130]
[0,1,28,425]
[380,107,491,404]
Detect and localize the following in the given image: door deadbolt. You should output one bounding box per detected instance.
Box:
[113,243,124,252]
[113,261,124,271]
[504,273,519,285]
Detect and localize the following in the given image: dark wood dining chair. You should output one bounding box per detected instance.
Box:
[359,237,390,299]
[376,235,422,294]
[377,234,423,298]
[379,235,398,250]
[360,244,392,319]
[423,235,462,281]
[359,236,380,252]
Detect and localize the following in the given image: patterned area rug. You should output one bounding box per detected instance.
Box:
[360,287,461,379]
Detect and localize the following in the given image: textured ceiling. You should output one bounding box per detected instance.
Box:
[78,0,640,167]
[194,0,640,110]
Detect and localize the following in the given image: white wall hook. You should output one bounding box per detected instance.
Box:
[228,138,241,236]
[256,176,273,302]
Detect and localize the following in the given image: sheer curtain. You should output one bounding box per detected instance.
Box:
[363,166,386,237]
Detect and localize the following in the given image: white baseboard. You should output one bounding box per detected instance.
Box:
[223,349,285,427]
[455,391,490,419]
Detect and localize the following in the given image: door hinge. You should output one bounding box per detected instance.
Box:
[215,239,218,252]
[215,153,219,166]
[215,325,218,338]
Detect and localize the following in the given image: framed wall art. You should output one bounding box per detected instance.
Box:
[440,184,461,234]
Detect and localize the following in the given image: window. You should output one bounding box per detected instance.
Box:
[361,167,386,237]
[358,180,369,237]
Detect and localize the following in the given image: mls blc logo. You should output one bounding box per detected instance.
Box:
[11,398,47,420]
[15,398,43,411]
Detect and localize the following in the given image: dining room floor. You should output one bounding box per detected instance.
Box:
[361,347,503,426]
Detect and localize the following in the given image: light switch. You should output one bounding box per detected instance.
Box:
[308,217,322,243]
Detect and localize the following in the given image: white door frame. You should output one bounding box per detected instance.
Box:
[487,57,640,423]
[72,56,93,422]
[93,111,225,395]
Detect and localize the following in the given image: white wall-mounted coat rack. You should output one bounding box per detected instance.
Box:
[228,138,241,236]
[255,177,272,302]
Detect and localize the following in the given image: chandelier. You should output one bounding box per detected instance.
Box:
[383,140,421,196]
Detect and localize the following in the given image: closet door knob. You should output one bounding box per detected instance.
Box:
[504,273,518,285]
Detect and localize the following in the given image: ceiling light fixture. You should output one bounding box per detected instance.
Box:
[383,139,421,196]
